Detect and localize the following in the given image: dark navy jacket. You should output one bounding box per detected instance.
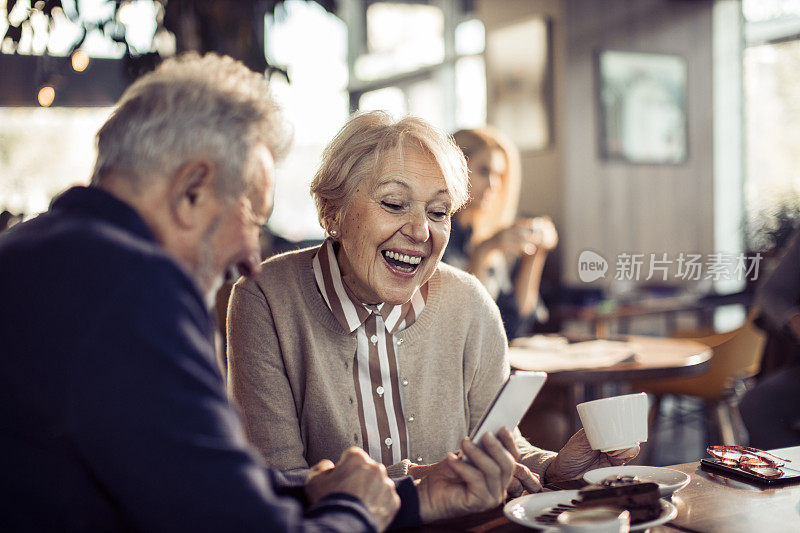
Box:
[0,186,418,532]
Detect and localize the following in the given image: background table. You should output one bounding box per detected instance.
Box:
[398,446,800,532]
[510,335,712,434]
[509,335,712,385]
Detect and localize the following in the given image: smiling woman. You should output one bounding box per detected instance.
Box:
[226,111,589,489]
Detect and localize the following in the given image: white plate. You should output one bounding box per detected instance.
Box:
[504,489,677,531]
[583,465,691,497]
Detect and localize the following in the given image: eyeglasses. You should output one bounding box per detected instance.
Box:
[706,445,790,479]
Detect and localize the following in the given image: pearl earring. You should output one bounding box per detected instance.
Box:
[330,229,338,238]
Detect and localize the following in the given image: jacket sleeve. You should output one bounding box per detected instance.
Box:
[226,280,311,471]
[67,264,378,533]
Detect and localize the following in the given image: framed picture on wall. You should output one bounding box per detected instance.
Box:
[596,50,687,164]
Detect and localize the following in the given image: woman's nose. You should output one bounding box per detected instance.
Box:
[403,209,430,242]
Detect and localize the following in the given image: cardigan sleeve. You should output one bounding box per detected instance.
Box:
[460,275,557,478]
[227,280,311,471]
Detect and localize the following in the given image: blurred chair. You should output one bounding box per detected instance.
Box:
[633,309,766,458]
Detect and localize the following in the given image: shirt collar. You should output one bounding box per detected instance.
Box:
[312,238,426,334]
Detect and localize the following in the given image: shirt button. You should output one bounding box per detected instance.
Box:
[354,434,359,443]
[376,385,384,396]
[349,397,354,405]
[370,334,378,344]
[385,437,393,447]
[344,361,349,370]
[416,456,423,463]
[402,378,409,386]
[408,414,415,423]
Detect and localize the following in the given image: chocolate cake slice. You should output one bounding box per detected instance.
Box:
[577,479,662,524]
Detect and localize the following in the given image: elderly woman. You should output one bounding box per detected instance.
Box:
[227,111,636,494]
[444,128,558,339]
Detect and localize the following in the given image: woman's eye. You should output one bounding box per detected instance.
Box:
[429,210,449,221]
[381,201,403,211]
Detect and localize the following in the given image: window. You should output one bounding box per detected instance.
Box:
[743,0,800,251]
[344,0,486,132]
[264,0,348,241]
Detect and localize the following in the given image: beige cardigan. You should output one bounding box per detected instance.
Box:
[226,246,557,478]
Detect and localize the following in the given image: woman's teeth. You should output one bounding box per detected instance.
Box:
[383,250,422,265]
[382,250,422,272]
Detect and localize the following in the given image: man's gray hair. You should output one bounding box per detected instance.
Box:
[91,53,291,196]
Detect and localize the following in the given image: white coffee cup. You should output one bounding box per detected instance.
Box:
[557,507,631,533]
[576,392,648,452]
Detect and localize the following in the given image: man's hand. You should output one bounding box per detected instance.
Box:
[416,430,516,522]
[545,429,639,482]
[305,448,400,532]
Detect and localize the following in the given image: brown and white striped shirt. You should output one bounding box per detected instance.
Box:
[312,239,427,466]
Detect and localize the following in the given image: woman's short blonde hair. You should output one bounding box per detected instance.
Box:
[452,127,521,242]
[310,111,469,232]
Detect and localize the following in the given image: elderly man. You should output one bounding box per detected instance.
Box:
[0,53,515,532]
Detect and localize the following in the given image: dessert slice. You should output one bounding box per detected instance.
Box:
[577,479,662,524]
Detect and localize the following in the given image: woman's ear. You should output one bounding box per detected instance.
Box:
[323,212,340,239]
[169,159,217,229]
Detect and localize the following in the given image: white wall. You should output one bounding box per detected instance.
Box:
[480,0,719,288]
[562,0,715,286]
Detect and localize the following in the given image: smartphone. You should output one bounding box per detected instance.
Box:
[700,458,800,486]
[468,371,548,446]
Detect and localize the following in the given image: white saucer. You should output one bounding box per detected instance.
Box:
[583,465,691,497]
[504,489,677,531]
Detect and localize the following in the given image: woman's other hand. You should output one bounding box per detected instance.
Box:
[544,429,640,482]
[496,427,542,497]
[506,462,542,498]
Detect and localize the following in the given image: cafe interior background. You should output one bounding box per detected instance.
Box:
[2,0,798,466]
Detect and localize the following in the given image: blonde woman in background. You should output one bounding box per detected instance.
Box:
[444,128,558,339]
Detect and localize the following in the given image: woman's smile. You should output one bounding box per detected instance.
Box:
[381,248,424,275]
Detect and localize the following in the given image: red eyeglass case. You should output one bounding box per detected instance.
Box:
[700,458,800,486]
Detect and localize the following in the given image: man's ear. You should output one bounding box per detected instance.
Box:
[170,159,217,229]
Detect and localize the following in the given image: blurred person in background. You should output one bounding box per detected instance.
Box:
[740,229,800,448]
[446,128,568,452]
[443,128,558,340]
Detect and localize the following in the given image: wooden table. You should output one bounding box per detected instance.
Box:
[509,335,712,385]
[400,446,800,532]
